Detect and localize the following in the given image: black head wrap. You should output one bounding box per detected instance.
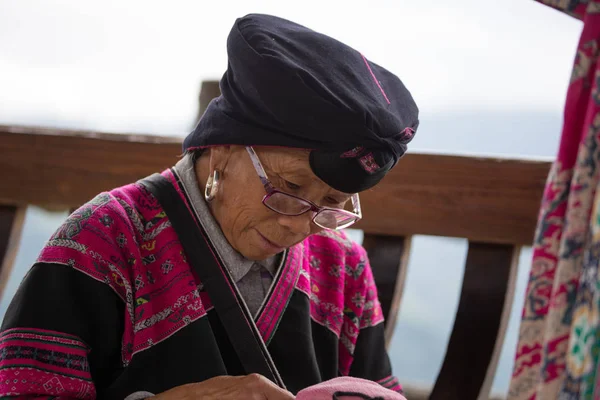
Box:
[184,13,419,193]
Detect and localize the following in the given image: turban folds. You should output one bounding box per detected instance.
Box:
[184,13,419,193]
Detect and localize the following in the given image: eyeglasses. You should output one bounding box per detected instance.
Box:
[246,147,362,230]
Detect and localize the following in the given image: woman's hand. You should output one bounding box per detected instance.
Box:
[151,374,295,400]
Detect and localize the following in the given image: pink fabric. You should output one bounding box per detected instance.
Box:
[296,377,406,400]
[508,2,600,399]
[0,328,96,399]
[34,168,386,379]
[294,229,385,376]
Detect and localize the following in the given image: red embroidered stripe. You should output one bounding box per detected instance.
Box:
[256,244,303,344]
[0,328,95,399]
[377,375,402,393]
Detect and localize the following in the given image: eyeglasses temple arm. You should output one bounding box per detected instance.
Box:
[351,193,362,219]
[246,146,274,191]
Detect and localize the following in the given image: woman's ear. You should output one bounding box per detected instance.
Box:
[207,146,234,173]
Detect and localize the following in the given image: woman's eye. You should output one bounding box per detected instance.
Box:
[325,197,343,205]
[285,180,301,190]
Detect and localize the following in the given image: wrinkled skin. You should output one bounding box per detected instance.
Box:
[152,145,352,398]
[195,145,350,261]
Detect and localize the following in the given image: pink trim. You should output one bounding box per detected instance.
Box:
[255,243,303,343]
[361,53,390,105]
[296,376,405,399]
[340,146,365,158]
[163,170,247,316]
[388,383,403,392]
[163,170,240,294]
[376,375,402,391]
[165,168,286,388]
[377,375,402,392]
[400,127,415,139]
[164,169,270,338]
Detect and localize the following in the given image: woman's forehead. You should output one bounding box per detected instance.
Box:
[256,147,352,196]
[260,148,312,175]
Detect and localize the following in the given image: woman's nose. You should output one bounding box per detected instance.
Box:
[277,212,314,237]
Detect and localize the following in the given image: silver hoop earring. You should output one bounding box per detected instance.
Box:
[204,170,221,202]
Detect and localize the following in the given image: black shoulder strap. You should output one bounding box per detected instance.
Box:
[140,173,285,388]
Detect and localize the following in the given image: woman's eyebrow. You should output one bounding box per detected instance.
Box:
[276,167,314,181]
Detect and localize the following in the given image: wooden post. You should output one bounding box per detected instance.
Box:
[430,242,520,400]
[196,80,221,124]
[0,125,550,245]
[362,234,412,347]
[0,205,26,299]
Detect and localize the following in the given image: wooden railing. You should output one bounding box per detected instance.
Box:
[0,81,552,400]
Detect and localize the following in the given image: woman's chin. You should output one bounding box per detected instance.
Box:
[236,239,273,261]
[242,247,283,263]
[234,229,287,261]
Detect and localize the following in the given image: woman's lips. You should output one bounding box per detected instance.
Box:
[255,229,285,253]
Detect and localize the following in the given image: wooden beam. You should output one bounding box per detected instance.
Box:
[355,152,549,245]
[196,80,222,123]
[0,125,550,245]
[0,125,181,209]
[193,80,548,246]
[0,205,26,299]
[430,242,520,400]
[362,234,412,347]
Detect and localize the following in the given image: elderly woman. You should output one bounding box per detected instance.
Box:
[0,13,418,400]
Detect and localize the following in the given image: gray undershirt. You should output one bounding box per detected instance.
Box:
[173,155,284,317]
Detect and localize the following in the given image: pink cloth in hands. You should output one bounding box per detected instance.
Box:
[296,377,407,400]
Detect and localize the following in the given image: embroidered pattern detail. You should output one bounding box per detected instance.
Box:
[99,214,113,227]
[31,167,384,387]
[161,260,173,275]
[117,198,145,238]
[329,265,342,277]
[351,292,366,308]
[309,255,321,270]
[144,220,171,241]
[358,152,381,174]
[46,239,87,254]
[56,194,110,241]
[0,328,95,399]
[400,127,415,140]
[340,146,365,158]
[36,172,212,366]
[345,261,366,280]
[296,230,385,376]
[142,255,156,265]
[41,194,112,256]
[134,274,144,290]
[509,8,600,397]
[117,232,127,248]
[146,270,155,284]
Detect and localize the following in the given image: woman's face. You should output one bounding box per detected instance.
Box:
[196,145,352,261]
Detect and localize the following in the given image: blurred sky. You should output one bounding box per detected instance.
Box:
[0,0,583,136]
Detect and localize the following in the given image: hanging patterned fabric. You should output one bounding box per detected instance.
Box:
[509,1,600,399]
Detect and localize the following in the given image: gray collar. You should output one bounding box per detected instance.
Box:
[172,155,281,282]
